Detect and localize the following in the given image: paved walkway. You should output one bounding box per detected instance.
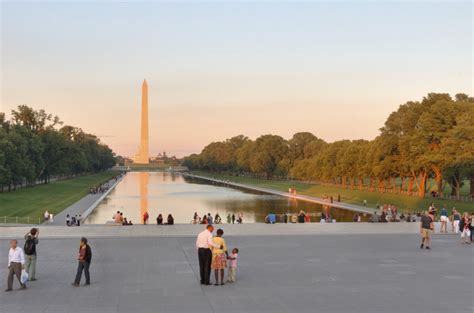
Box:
[50,177,122,226]
[185,174,375,215]
[0,232,472,313]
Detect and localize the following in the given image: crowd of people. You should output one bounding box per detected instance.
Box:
[89,172,126,195]
[6,229,92,291]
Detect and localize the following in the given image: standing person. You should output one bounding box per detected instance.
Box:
[143,211,149,225]
[6,239,26,291]
[226,214,231,224]
[439,205,448,233]
[195,225,221,285]
[24,228,39,281]
[452,209,461,234]
[77,215,81,227]
[470,213,474,243]
[207,213,213,225]
[420,211,434,250]
[211,229,228,286]
[231,214,235,224]
[72,237,92,287]
[43,210,50,222]
[227,248,239,283]
[66,214,71,226]
[460,212,471,244]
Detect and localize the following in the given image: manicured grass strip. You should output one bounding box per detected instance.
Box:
[0,171,119,219]
[194,171,474,213]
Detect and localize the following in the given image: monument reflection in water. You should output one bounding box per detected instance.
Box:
[86,172,365,224]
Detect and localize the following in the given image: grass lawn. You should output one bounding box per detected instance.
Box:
[0,171,119,219]
[194,171,474,214]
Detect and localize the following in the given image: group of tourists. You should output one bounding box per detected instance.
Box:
[5,228,92,292]
[419,205,473,250]
[191,212,243,225]
[66,214,82,226]
[196,225,239,286]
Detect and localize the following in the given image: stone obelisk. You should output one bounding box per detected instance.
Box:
[134,79,149,164]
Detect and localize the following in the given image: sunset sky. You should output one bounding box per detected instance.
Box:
[1,1,472,158]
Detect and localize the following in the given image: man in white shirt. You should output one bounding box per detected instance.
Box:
[196,225,221,285]
[6,239,26,291]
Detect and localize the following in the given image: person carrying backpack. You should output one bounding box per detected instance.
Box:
[24,228,39,281]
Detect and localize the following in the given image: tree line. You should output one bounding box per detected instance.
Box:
[183,93,474,198]
[0,105,116,191]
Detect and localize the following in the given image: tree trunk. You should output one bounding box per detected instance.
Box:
[432,165,443,197]
[418,172,427,198]
[408,177,414,195]
[358,176,364,191]
[350,177,355,190]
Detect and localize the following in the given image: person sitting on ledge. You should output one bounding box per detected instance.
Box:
[167,214,174,225]
[157,214,163,225]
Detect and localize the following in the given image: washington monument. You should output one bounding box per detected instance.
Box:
[133,79,149,164]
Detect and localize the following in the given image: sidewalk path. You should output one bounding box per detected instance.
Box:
[185,174,375,215]
[49,176,122,226]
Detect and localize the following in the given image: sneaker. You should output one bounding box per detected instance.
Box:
[20,284,27,290]
[5,288,12,292]
[420,244,424,249]
[84,282,90,286]
[29,278,37,281]
[426,246,431,250]
[71,283,80,287]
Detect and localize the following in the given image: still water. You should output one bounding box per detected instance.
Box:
[86,172,364,224]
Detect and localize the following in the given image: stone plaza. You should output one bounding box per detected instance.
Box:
[0,224,472,313]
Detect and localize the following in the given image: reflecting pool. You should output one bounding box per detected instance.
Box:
[86,172,366,224]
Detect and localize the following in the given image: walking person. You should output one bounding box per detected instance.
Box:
[196,225,221,285]
[6,239,27,291]
[24,228,39,281]
[72,237,92,286]
[420,211,434,250]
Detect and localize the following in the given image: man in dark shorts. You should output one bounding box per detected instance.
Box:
[420,211,434,250]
